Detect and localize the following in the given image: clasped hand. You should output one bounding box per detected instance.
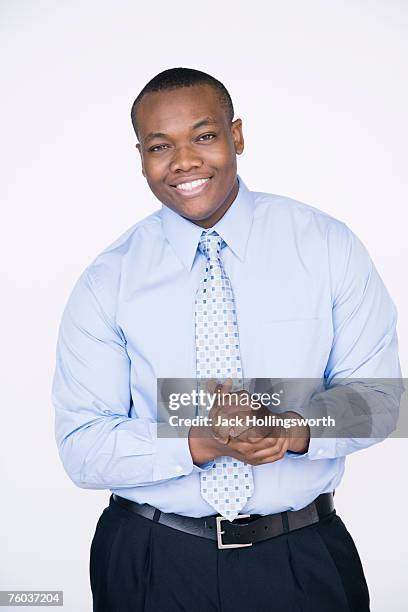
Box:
[206,379,310,465]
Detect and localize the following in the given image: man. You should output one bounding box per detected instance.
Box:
[52,67,401,611]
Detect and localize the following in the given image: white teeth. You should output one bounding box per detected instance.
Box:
[175,178,210,191]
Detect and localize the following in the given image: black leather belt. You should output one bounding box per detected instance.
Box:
[111,492,335,549]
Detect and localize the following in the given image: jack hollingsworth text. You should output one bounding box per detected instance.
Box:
[168,414,336,429]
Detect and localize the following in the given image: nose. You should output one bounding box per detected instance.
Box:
[169,145,203,173]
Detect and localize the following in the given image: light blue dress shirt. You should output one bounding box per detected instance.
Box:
[52,176,401,517]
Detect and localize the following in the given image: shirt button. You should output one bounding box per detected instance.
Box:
[317,449,324,456]
[175,465,183,473]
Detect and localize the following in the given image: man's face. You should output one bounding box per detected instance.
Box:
[135,84,244,228]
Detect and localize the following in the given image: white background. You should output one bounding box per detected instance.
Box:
[1,1,407,610]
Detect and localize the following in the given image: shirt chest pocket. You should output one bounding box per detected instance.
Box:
[259,317,332,378]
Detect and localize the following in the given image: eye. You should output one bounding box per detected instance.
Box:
[148,144,170,153]
[197,133,217,142]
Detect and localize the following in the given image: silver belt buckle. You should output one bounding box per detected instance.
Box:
[216,515,253,549]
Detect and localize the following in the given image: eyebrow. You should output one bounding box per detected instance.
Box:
[143,116,219,144]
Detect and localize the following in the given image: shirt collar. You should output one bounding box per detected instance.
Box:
[160,175,254,271]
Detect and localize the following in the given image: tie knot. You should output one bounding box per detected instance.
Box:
[198,231,223,261]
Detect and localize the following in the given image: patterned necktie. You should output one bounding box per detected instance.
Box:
[195,230,254,521]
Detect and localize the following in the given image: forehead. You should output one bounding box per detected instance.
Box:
[136,84,227,137]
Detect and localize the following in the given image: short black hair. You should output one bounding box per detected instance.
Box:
[131,67,234,139]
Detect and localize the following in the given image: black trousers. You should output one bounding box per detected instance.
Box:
[90,496,370,612]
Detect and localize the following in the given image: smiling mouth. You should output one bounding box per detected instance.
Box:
[171,177,212,195]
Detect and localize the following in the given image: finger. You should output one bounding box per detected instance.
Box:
[219,379,234,409]
[213,424,231,441]
[252,431,290,448]
[209,378,232,396]
[230,435,283,454]
[208,380,233,413]
[207,379,227,399]
[229,424,253,439]
[213,431,230,445]
[245,426,268,443]
[251,438,290,462]
[206,379,218,394]
[252,441,286,459]
[221,378,233,393]
[208,384,224,418]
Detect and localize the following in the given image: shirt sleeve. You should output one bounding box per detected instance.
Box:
[52,267,202,489]
[287,221,403,461]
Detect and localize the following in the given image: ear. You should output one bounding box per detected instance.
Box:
[230,118,244,156]
[136,143,146,177]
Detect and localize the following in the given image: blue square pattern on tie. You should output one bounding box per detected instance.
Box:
[195,231,254,521]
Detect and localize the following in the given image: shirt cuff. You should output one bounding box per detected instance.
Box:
[286,437,337,460]
[151,423,195,481]
[193,460,214,472]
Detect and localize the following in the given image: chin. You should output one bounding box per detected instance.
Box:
[186,205,216,218]
[169,199,217,220]
[182,207,219,222]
